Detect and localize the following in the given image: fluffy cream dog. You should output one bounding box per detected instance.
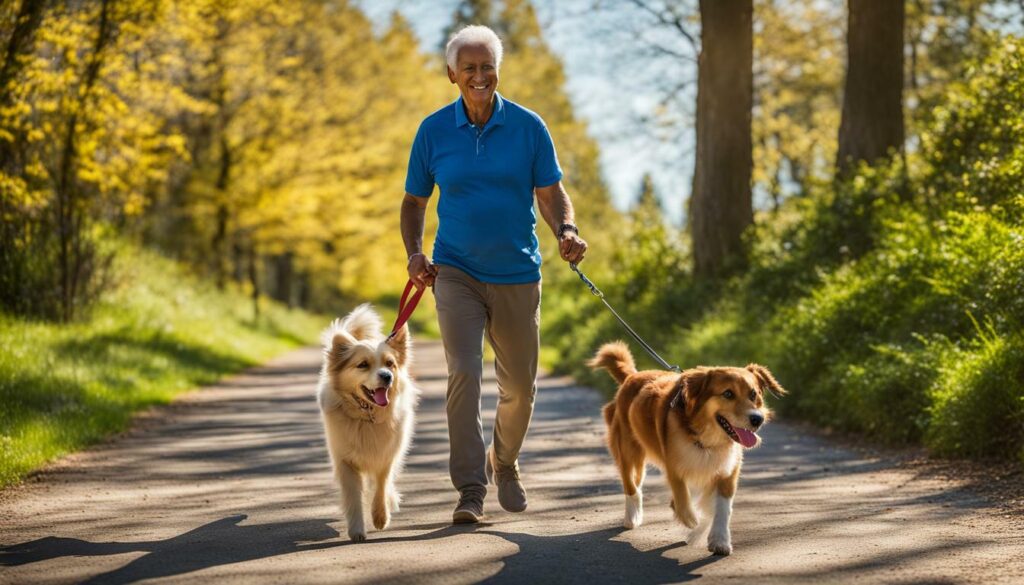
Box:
[317,304,418,542]
[590,341,786,555]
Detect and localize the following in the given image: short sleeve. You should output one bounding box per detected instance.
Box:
[532,120,563,188]
[404,122,434,198]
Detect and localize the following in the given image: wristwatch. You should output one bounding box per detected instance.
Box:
[558,223,579,238]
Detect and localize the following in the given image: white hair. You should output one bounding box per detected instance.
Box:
[445,25,504,71]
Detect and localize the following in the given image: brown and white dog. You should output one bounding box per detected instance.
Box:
[317,305,418,542]
[589,341,786,555]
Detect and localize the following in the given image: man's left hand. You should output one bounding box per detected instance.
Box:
[559,233,588,264]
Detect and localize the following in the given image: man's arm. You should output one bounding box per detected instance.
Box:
[536,181,588,264]
[400,193,437,288]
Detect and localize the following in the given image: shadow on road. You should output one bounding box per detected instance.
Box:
[0,514,339,584]
[1,517,726,585]
[477,527,723,584]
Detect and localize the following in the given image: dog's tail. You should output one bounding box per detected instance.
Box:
[587,341,636,385]
[602,401,616,426]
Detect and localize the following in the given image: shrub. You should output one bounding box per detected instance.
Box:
[543,36,1024,459]
[927,328,1024,462]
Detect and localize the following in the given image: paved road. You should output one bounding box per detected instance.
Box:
[2,341,1023,584]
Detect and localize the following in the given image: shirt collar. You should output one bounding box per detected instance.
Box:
[455,92,506,129]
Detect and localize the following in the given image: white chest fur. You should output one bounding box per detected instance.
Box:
[671,438,741,489]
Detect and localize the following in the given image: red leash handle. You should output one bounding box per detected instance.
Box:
[388,279,424,339]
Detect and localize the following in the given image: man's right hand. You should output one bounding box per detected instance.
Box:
[408,253,438,289]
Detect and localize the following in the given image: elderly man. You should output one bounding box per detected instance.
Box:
[400,24,588,524]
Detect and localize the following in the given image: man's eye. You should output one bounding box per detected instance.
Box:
[723,390,735,399]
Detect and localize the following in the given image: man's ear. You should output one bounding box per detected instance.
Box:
[746,364,787,398]
[447,66,456,84]
[386,324,411,367]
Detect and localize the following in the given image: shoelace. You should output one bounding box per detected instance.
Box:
[458,491,484,507]
[494,465,521,482]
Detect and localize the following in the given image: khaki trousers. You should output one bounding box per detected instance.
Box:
[433,264,540,496]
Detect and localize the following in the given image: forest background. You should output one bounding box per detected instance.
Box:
[2,0,1023,488]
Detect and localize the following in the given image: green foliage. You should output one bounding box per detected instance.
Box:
[0,240,323,488]
[749,38,1024,456]
[2,1,457,319]
[928,329,1024,462]
[753,0,843,201]
[544,175,695,392]
[0,0,183,320]
[546,36,1024,460]
[922,36,1024,213]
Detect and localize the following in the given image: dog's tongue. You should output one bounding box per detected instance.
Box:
[734,426,759,448]
[372,387,389,407]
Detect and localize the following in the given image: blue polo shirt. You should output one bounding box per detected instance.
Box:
[405,93,563,284]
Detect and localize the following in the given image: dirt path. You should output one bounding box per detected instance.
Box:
[2,341,1023,584]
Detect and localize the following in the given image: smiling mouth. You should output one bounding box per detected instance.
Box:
[470,84,488,90]
[716,415,759,448]
[360,385,390,408]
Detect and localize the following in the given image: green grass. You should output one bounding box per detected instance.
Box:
[0,243,326,488]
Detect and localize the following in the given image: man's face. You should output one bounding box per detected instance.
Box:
[448,42,499,110]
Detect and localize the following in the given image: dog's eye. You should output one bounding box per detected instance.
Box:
[750,390,757,401]
[722,389,735,399]
[386,360,395,369]
[356,361,369,369]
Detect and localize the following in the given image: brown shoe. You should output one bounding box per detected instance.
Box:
[487,446,527,513]
[452,490,484,524]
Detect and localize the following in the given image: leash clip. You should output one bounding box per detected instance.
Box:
[570,262,604,298]
[569,262,681,376]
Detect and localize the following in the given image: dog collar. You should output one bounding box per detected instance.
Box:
[351,395,377,423]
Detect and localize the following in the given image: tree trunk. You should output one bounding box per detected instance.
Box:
[0,0,46,314]
[211,133,231,288]
[836,0,905,175]
[55,0,114,321]
[297,271,310,309]
[248,242,260,321]
[689,0,754,278]
[0,0,45,168]
[271,253,293,307]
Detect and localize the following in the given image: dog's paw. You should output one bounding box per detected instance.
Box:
[348,530,367,543]
[685,525,706,546]
[707,533,732,556]
[372,507,390,531]
[675,504,699,529]
[623,492,643,529]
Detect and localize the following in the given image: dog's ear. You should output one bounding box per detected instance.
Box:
[322,319,357,370]
[386,324,411,366]
[679,369,712,417]
[746,364,787,398]
[341,304,383,341]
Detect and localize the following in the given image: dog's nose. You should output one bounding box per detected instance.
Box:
[749,412,764,429]
[377,369,393,385]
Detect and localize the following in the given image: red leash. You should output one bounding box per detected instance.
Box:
[388,279,424,340]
